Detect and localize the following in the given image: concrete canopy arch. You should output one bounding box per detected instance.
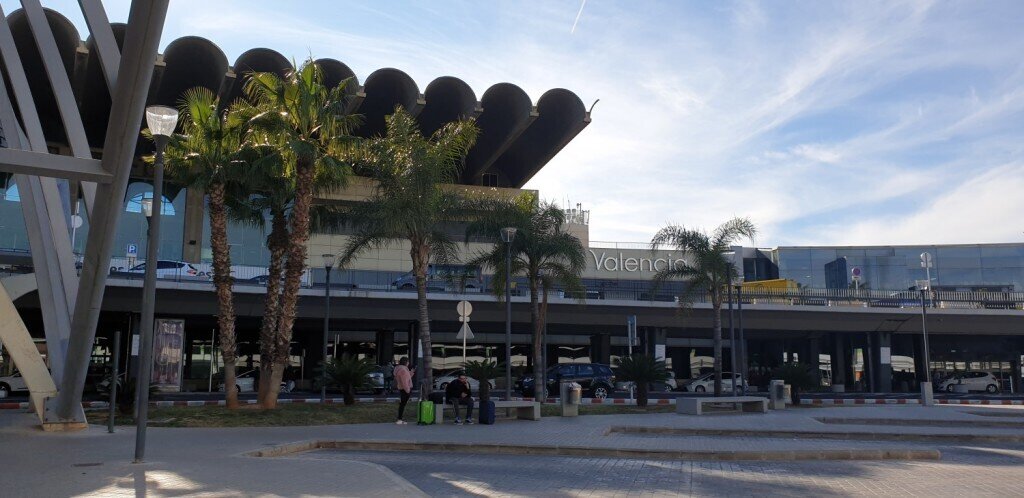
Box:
[155,36,228,108]
[7,8,81,146]
[491,88,589,187]
[356,67,420,137]
[222,47,291,105]
[419,76,477,138]
[81,23,127,148]
[462,83,533,185]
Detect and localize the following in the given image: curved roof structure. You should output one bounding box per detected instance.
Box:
[3,8,591,188]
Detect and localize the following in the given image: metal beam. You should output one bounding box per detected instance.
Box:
[0,149,112,183]
[51,0,170,424]
[0,281,59,422]
[77,0,121,89]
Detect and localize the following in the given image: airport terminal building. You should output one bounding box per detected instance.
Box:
[1,7,1023,398]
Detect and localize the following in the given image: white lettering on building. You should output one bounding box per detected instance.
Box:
[589,250,681,273]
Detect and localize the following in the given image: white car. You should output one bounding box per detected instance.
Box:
[0,371,28,397]
[681,372,748,393]
[433,369,495,392]
[122,260,206,279]
[615,371,678,392]
[939,372,1000,393]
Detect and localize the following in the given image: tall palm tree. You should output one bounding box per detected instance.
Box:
[244,59,359,407]
[342,107,478,397]
[467,193,586,400]
[162,87,252,409]
[651,217,756,397]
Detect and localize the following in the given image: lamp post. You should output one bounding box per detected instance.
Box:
[321,253,337,404]
[920,252,934,307]
[135,105,178,464]
[500,227,517,400]
[723,253,738,396]
[735,283,746,394]
[917,279,934,406]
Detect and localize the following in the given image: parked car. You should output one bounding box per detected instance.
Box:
[680,372,748,393]
[121,260,206,279]
[517,363,616,399]
[217,370,294,393]
[0,371,28,397]
[432,369,495,392]
[615,370,677,392]
[938,371,1000,393]
[393,264,483,292]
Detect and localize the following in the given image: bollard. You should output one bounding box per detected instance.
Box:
[769,379,786,410]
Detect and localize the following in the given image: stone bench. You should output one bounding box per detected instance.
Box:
[676,396,768,415]
[436,399,541,423]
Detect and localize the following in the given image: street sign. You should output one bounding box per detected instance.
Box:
[626,315,638,347]
[457,300,473,317]
[70,214,83,229]
[851,267,862,282]
[456,322,474,340]
[127,243,138,258]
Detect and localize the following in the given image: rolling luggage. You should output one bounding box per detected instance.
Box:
[478,399,496,425]
[417,399,435,425]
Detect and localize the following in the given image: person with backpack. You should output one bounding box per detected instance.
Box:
[445,373,474,425]
[393,357,414,425]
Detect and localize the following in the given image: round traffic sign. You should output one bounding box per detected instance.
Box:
[457,300,473,316]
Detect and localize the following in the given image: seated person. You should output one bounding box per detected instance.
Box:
[445,373,474,425]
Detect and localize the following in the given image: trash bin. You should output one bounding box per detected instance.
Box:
[769,379,786,410]
[560,381,582,417]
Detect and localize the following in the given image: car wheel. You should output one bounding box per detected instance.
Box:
[986,384,998,394]
[236,385,242,393]
[694,385,706,393]
[591,386,609,399]
[401,284,414,290]
[946,384,955,392]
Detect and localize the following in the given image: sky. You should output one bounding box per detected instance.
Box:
[11,0,1024,247]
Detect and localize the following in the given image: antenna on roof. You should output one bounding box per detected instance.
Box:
[589,99,600,114]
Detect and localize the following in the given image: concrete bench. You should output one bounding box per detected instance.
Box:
[436,399,541,423]
[676,396,768,415]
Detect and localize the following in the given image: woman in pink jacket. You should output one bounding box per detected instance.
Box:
[393,357,414,424]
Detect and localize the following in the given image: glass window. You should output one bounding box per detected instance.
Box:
[556,365,576,376]
[577,364,594,376]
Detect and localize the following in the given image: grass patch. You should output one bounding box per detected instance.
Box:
[87,401,676,428]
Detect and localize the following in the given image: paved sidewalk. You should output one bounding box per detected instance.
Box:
[2,404,1023,496]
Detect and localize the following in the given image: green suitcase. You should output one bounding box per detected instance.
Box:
[417,400,435,425]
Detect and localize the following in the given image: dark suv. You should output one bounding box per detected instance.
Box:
[517,363,616,399]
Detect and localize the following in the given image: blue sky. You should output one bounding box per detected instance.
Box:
[16,0,1024,246]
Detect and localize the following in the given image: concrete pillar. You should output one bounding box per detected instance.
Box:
[545,344,559,368]
[671,347,692,379]
[831,334,848,388]
[913,334,928,385]
[180,187,204,263]
[807,338,821,387]
[375,329,394,366]
[872,332,893,392]
[590,334,610,365]
[1010,357,1022,394]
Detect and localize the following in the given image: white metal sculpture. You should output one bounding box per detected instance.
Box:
[0,0,170,430]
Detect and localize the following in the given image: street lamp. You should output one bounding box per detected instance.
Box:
[916,278,934,406]
[135,105,178,464]
[500,227,517,400]
[321,253,337,404]
[723,252,738,396]
[920,252,934,308]
[735,281,746,395]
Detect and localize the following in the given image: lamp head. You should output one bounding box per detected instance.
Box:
[146,105,179,138]
[322,253,337,270]
[500,227,517,243]
[140,197,153,218]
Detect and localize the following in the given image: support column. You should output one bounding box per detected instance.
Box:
[872,332,893,393]
[807,337,821,388]
[589,334,610,365]
[831,334,848,389]
[545,343,559,367]
[913,334,928,385]
[180,187,204,263]
[670,347,692,379]
[1010,357,1022,394]
[375,329,394,366]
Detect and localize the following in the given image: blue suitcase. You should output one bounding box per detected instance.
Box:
[478,399,496,425]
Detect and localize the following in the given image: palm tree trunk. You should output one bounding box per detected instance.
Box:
[712,292,723,397]
[208,182,238,409]
[268,160,316,407]
[530,275,543,401]
[412,243,433,397]
[257,205,287,406]
[638,383,649,408]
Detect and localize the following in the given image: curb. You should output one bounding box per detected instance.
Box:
[249,438,941,462]
[801,398,1024,406]
[606,425,1024,443]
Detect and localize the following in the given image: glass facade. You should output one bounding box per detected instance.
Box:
[774,245,1024,291]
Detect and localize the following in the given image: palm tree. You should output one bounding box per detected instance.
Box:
[243,59,359,408]
[651,217,756,397]
[464,360,503,403]
[322,357,376,405]
[162,87,252,409]
[342,107,478,397]
[614,354,669,408]
[466,193,586,400]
